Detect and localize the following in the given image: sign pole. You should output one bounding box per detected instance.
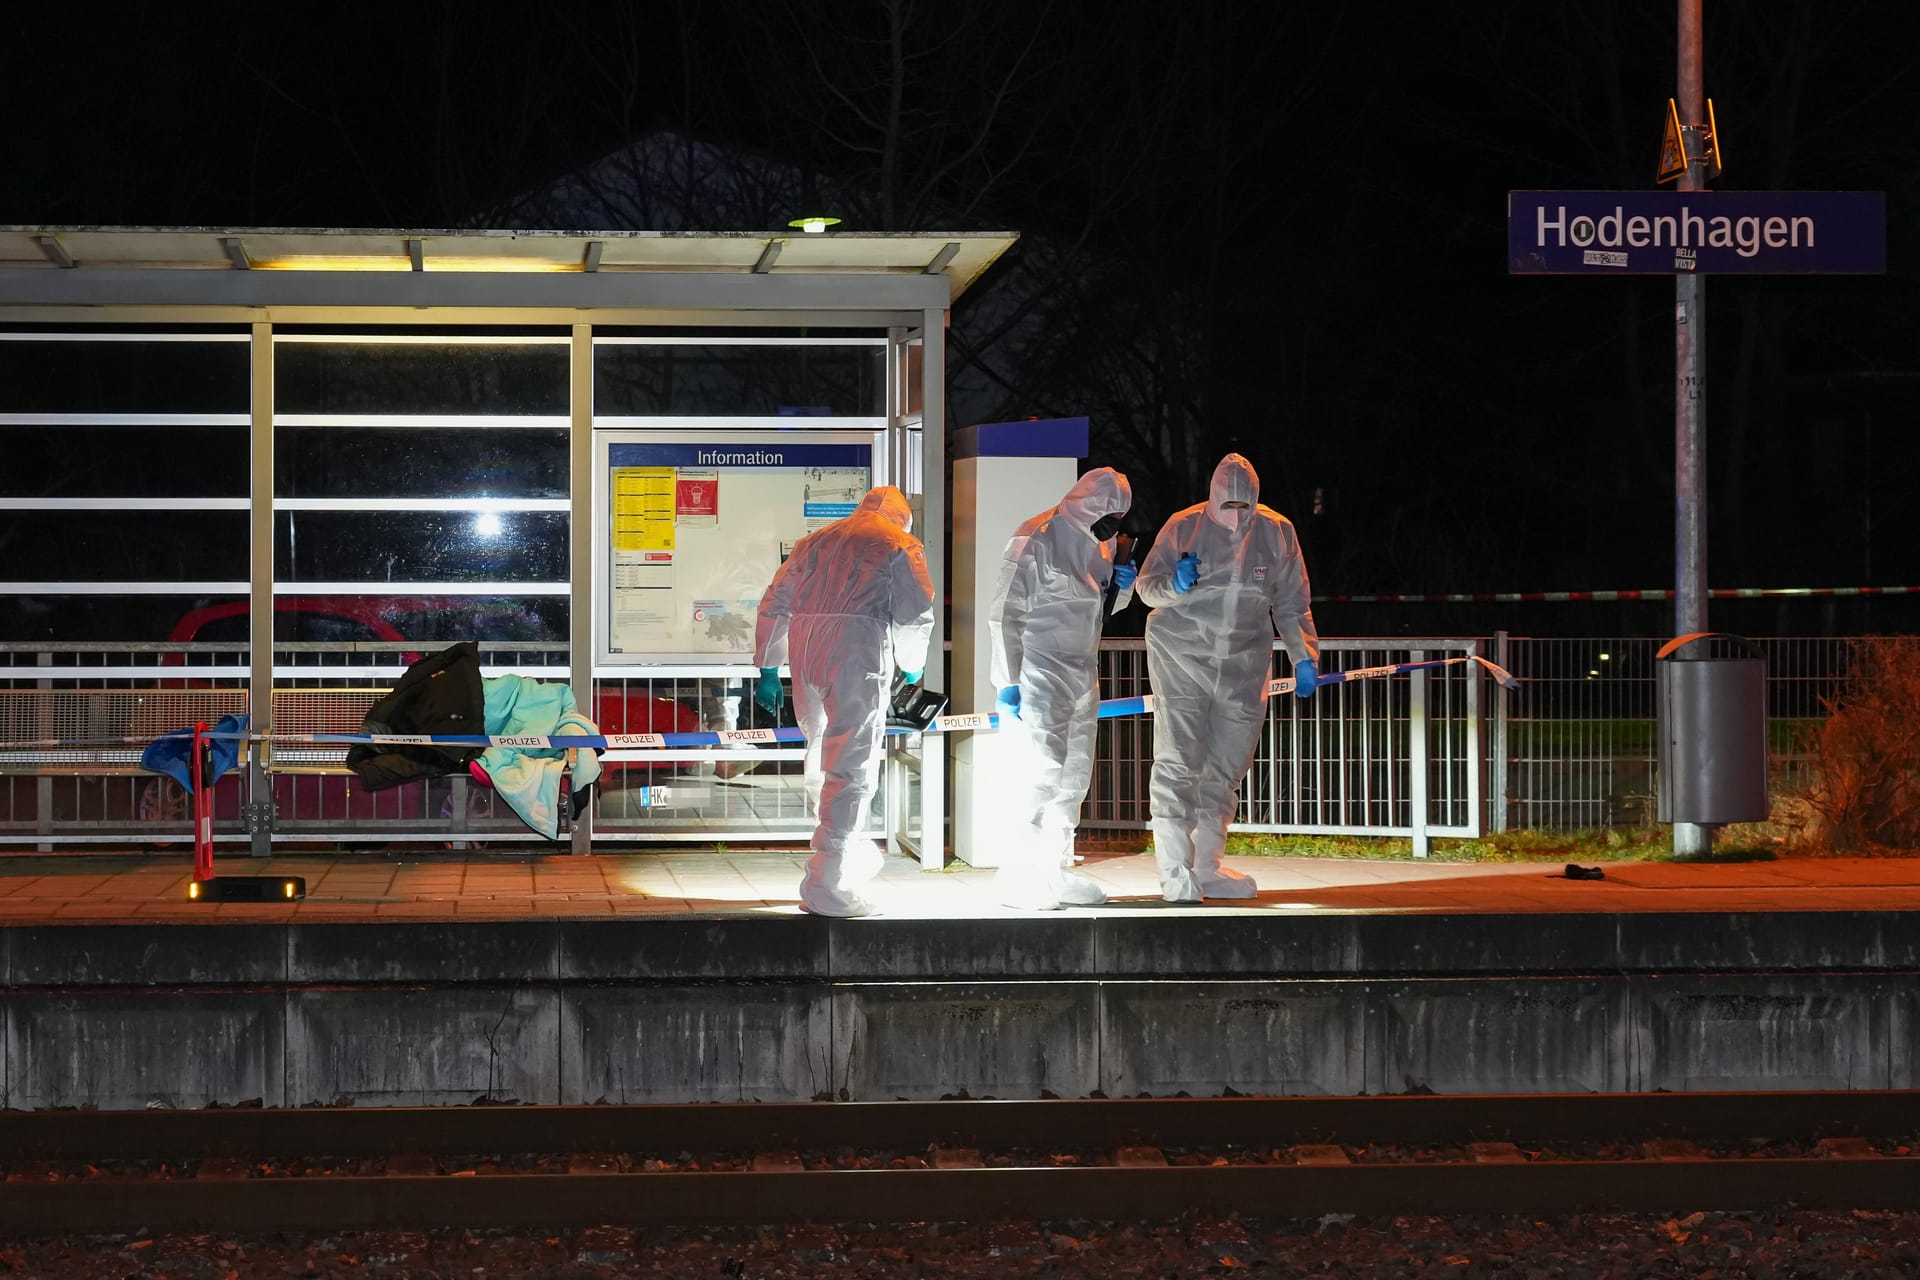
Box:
[1673,0,1710,859]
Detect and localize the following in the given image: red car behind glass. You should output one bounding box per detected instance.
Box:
[140,598,700,840]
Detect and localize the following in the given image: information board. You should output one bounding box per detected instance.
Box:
[596,436,873,662]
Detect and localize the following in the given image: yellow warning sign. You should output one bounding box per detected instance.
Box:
[1657,98,1688,184]
[611,466,677,552]
[1703,98,1723,179]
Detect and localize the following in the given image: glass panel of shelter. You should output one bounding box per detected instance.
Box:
[0,326,921,853]
[589,330,904,846]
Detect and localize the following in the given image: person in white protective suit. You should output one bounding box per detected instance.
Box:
[753,486,935,917]
[1135,454,1319,902]
[988,467,1137,910]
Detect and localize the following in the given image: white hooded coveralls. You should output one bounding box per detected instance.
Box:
[754,486,934,913]
[1135,455,1318,900]
[988,468,1132,906]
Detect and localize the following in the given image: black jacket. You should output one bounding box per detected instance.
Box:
[345,642,485,790]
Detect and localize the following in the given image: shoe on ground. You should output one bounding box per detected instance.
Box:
[799,887,876,917]
[1195,866,1259,899]
[1160,867,1203,904]
[995,871,1065,912]
[1057,870,1107,906]
[994,867,1106,910]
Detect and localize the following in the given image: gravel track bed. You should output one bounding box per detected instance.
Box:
[5,1210,1920,1278]
[6,1135,1915,1182]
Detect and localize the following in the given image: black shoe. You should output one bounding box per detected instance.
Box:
[1562,863,1606,881]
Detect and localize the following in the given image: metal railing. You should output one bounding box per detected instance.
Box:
[0,635,1867,849]
[1084,639,1485,851]
[1491,634,1847,831]
[0,643,821,847]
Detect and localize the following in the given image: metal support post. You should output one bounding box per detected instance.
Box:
[192,720,214,882]
[1490,630,1510,834]
[568,323,595,854]
[917,309,947,869]
[247,321,276,856]
[1409,649,1430,859]
[1674,0,1710,859]
[35,652,52,851]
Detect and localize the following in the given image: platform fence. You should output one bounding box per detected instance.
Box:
[0,634,1865,849]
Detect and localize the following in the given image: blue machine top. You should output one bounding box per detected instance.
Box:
[953,416,1089,460]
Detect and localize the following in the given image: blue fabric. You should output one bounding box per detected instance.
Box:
[478,676,603,840]
[140,714,249,793]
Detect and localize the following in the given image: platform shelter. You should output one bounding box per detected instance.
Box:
[0,226,1017,862]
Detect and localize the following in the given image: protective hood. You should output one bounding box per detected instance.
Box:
[1206,454,1259,532]
[1056,467,1131,535]
[857,485,914,533]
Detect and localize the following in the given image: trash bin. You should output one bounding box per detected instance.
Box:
[1656,632,1769,824]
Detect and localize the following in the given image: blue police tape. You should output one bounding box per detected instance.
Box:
[0,655,1516,754]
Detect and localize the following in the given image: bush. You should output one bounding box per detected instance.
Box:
[1800,636,1920,853]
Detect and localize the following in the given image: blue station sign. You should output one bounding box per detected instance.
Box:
[1508,190,1885,275]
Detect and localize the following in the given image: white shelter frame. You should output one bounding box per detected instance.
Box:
[0,227,1014,866]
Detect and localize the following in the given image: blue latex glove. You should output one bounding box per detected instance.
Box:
[1172,553,1201,594]
[1294,658,1319,699]
[996,686,1022,719]
[754,667,784,716]
[1113,561,1137,590]
[900,669,923,686]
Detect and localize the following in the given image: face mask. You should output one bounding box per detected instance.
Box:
[1215,507,1244,532]
[1089,512,1124,541]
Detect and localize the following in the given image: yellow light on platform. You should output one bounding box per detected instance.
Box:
[787,216,842,235]
[252,255,412,272]
[185,876,307,902]
[422,257,576,273]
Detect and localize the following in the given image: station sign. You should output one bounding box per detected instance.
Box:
[1508,190,1885,275]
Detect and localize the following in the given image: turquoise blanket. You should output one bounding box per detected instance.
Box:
[478,676,603,839]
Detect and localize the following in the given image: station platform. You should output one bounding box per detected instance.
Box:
[2,847,1920,922]
[3,847,1917,1110]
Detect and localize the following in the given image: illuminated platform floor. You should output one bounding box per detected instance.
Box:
[1,847,1918,923]
[5,848,1919,1105]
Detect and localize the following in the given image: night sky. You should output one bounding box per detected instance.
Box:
[5,0,1917,638]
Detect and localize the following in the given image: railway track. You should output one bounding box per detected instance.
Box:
[4,1092,1919,1234]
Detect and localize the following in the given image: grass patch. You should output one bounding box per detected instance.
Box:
[1509,718,1815,755]
[1080,827,1785,863]
[1220,828,1682,863]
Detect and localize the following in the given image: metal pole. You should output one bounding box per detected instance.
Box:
[192,720,213,883]
[1490,630,1509,835]
[1673,0,1710,859]
[917,310,948,870]
[247,321,275,857]
[1409,649,1429,859]
[568,324,595,855]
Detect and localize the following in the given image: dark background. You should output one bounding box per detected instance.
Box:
[4,0,1916,638]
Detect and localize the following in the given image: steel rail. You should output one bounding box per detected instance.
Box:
[5,1092,1920,1163]
[7,1093,1920,1233]
[6,1161,1920,1234]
